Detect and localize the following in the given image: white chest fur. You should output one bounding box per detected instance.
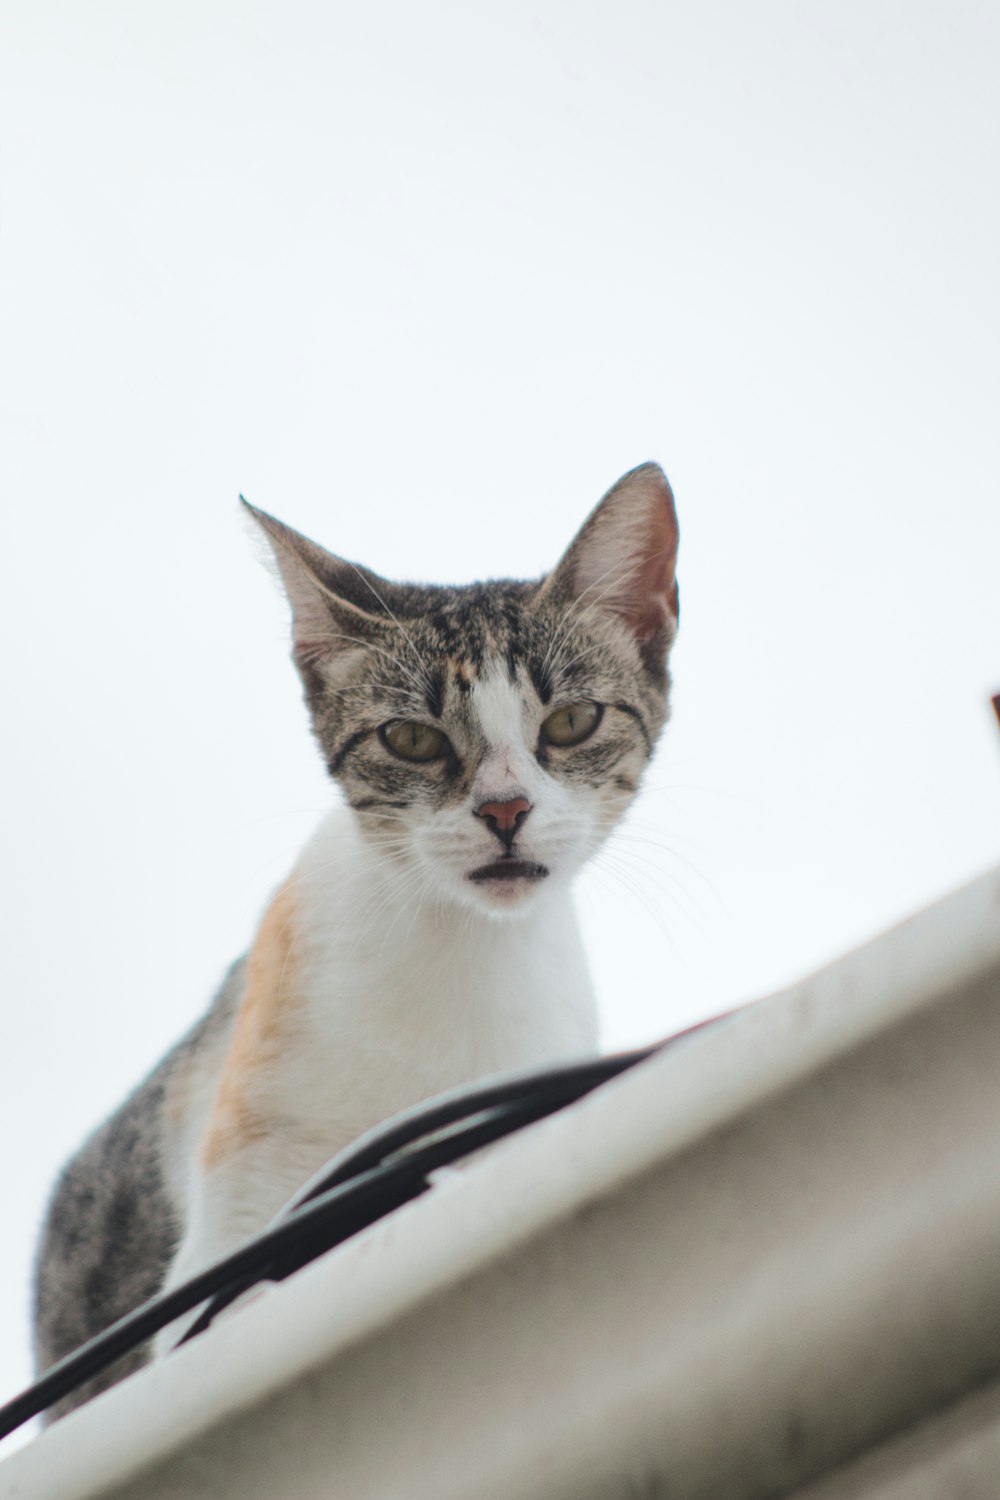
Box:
[280,808,598,1143]
[160,808,598,1307]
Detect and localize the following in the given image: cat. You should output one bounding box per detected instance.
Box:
[32,461,680,1418]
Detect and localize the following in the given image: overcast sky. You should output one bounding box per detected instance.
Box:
[1,0,998,1434]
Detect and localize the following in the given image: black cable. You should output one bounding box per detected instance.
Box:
[278,1043,663,1216]
[0,1159,429,1440]
[0,1020,727,1441]
[178,1090,573,1344]
[177,1055,656,1344]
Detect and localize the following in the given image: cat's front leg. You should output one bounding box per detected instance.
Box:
[153,1144,300,1357]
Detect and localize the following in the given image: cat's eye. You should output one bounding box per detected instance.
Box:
[540,701,603,747]
[380,720,449,762]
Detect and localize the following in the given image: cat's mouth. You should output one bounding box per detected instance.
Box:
[467,859,550,884]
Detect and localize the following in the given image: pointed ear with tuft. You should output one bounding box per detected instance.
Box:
[241,498,390,698]
[540,462,680,651]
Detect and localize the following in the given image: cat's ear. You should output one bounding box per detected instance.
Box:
[241,499,390,693]
[540,462,679,645]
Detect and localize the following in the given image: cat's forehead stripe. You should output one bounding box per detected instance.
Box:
[471,664,531,746]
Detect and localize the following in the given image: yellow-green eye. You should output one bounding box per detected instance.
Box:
[540,701,603,747]
[380,720,449,762]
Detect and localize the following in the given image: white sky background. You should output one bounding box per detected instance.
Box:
[1,0,998,1428]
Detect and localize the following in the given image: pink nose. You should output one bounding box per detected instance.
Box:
[475,797,532,834]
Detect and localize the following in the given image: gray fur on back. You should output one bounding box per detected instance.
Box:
[32,961,244,1421]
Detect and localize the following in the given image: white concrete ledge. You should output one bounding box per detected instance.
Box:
[3,864,1000,1500]
[795,1378,1000,1500]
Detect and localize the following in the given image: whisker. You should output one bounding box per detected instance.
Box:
[607,828,719,900]
[596,843,705,927]
[588,846,708,956]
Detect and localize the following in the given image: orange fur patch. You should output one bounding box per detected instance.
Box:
[200,880,301,1169]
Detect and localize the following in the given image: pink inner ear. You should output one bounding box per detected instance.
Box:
[560,464,680,644]
[626,531,679,641]
[577,486,678,643]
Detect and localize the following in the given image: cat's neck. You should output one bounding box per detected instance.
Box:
[290,806,598,1078]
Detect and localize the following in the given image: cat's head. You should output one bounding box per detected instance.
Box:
[246,463,679,918]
